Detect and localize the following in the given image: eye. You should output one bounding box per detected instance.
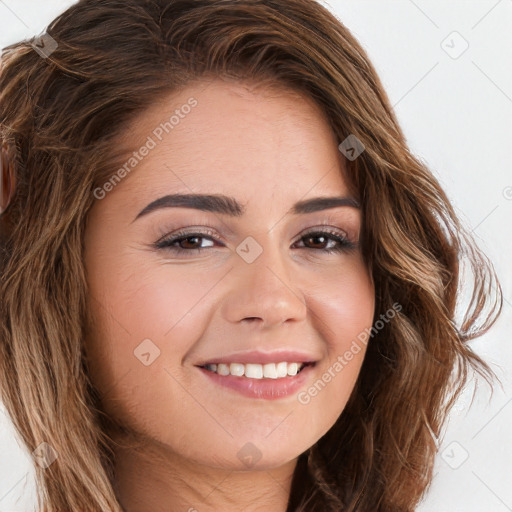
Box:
[293,228,357,254]
[154,227,357,256]
[154,228,218,254]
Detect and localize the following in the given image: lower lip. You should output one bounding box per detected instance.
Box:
[197,364,316,400]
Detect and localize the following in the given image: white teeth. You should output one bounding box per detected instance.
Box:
[287,362,299,376]
[276,362,288,378]
[245,363,263,379]
[217,363,230,376]
[229,363,245,376]
[263,363,278,379]
[204,361,307,379]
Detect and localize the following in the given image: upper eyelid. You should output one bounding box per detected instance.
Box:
[151,209,359,236]
[162,224,350,236]
[156,225,353,245]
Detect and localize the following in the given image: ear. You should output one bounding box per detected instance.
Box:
[0,143,16,215]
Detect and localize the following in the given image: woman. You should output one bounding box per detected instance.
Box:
[0,0,503,510]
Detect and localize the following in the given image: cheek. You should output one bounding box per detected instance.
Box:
[83,261,200,384]
[296,261,374,431]
[82,251,229,430]
[305,255,375,350]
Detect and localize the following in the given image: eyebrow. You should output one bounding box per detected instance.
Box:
[131,193,360,223]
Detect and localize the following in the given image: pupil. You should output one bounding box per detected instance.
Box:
[183,236,200,248]
[309,235,325,248]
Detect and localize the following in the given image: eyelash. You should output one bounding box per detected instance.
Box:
[154,226,358,255]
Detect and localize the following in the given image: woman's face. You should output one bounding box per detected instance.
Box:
[83,78,375,471]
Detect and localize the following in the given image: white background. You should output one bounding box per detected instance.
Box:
[0,1,511,510]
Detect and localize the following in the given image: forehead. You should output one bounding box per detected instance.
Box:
[112,78,353,201]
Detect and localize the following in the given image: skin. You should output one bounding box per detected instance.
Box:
[83,77,375,512]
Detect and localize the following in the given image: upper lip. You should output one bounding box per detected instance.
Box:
[195,349,320,366]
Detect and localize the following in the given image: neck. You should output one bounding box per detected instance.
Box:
[112,434,298,512]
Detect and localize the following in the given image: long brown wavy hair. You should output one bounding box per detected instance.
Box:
[0,0,503,510]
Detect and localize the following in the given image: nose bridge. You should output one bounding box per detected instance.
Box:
[221,231,307,327]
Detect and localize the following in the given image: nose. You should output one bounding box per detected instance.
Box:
[220,238,308,329]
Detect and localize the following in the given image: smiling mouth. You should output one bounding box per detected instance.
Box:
[199,361,315,379]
